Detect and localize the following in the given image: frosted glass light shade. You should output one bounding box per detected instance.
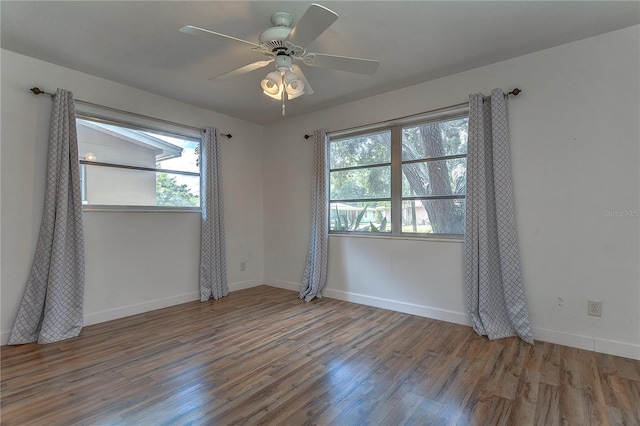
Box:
[261,71,282,99]
[284,72,304,99]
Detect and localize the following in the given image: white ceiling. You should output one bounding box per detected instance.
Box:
[2,1,638,124]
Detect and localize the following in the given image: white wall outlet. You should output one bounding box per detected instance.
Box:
[587,300,602,317]
[240,262,246,272]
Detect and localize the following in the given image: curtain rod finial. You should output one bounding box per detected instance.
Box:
[510,88,521,96]
[30,87,44,95]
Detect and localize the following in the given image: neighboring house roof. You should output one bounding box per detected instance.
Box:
[79,120,183,161]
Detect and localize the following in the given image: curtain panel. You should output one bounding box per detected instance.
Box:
[199,126,229,301]
[299,129,329,302]
[9,88,85,345]
[464,89,533,344]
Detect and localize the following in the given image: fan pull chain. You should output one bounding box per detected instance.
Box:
[281,72,286,116]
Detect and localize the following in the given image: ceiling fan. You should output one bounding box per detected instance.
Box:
[180,3,379,115]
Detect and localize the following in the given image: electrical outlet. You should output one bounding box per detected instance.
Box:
[240,262,246,272]
[587,300,602,317]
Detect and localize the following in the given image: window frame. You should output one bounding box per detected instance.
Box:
[328,127,392,233]
[76,112,202,213]
[328,106,469,239]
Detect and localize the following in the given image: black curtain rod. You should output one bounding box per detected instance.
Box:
[30,87,232,139]
[303,88,522,139]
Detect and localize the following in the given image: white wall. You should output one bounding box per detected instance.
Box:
[263,26,640,359]
[1,50,265,343]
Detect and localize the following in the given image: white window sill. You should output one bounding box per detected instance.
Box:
[82,205,201,213]
[328,233,464,243]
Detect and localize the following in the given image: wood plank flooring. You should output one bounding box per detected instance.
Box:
[1,286,639,425]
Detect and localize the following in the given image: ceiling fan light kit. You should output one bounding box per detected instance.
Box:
[284,72,305,99]
[180,3,379,116]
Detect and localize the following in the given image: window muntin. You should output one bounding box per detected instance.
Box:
[401,159,467,197]
[330,201,390,232]
[328,113,468,237]
[401,118,467,235]
[330,166,391,200]
[329,130,392,233]
[401,199,466,234]
[329,130,391,169]
[77,117,201,209]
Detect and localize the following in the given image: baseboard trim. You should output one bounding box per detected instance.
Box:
[5,279,638,360]
[594,338,640,360]
[263,278,302,293]
[532,326,640,360]
[1,279,265,346]
[0,331,9,346]
[229,279,264,292]
[531,327,595,352]
[84,292,200,327]
[84,279,264,326]
[264,279,640,360]
[263,279,470,326]
[322,288,471,326]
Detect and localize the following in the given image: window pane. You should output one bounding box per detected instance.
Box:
[77,118,200,208]
[330,165,391,200]
[330,201,391,233]
[330,131,391,169]
[77,119,198,173]
[83,165,154,205]
[402,118,468,161]
[402,159,466,197]
[401,199,465,235]
[83,167,200,207]
[148,133,199,173]
[156,172,200,207]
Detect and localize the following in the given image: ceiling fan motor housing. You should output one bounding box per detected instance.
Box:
[259,11,299,54]
[259,26,292,51]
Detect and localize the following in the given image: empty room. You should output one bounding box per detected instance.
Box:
[1,1,639,424]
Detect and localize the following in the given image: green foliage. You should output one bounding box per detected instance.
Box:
[406,121,466,234]
[330,132,391,169]
[370,217,387,232]
[333,205,389,232]
[156,173,199,207]
[334,205,368,231]
[330,117,468,234]
[330,132,392,201]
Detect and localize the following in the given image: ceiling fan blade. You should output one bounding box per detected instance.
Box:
[179,25,261,49]
[208,60,274,81]
[290,65,314,96]
[305,53,379,75]
[286,3,338,48]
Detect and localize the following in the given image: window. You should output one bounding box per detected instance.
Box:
[329,111,468,237]
[329,130,391,232]
[76,117,201,210]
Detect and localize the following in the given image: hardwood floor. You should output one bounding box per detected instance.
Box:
[1,286,639,425]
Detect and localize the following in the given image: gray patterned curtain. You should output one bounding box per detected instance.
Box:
[9,89,85,344]
[465,89,533,344]
[200,126,228,300]
[299,129,329,302]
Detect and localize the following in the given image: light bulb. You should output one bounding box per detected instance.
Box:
[284,71,305,100]
[261,71,282,99]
